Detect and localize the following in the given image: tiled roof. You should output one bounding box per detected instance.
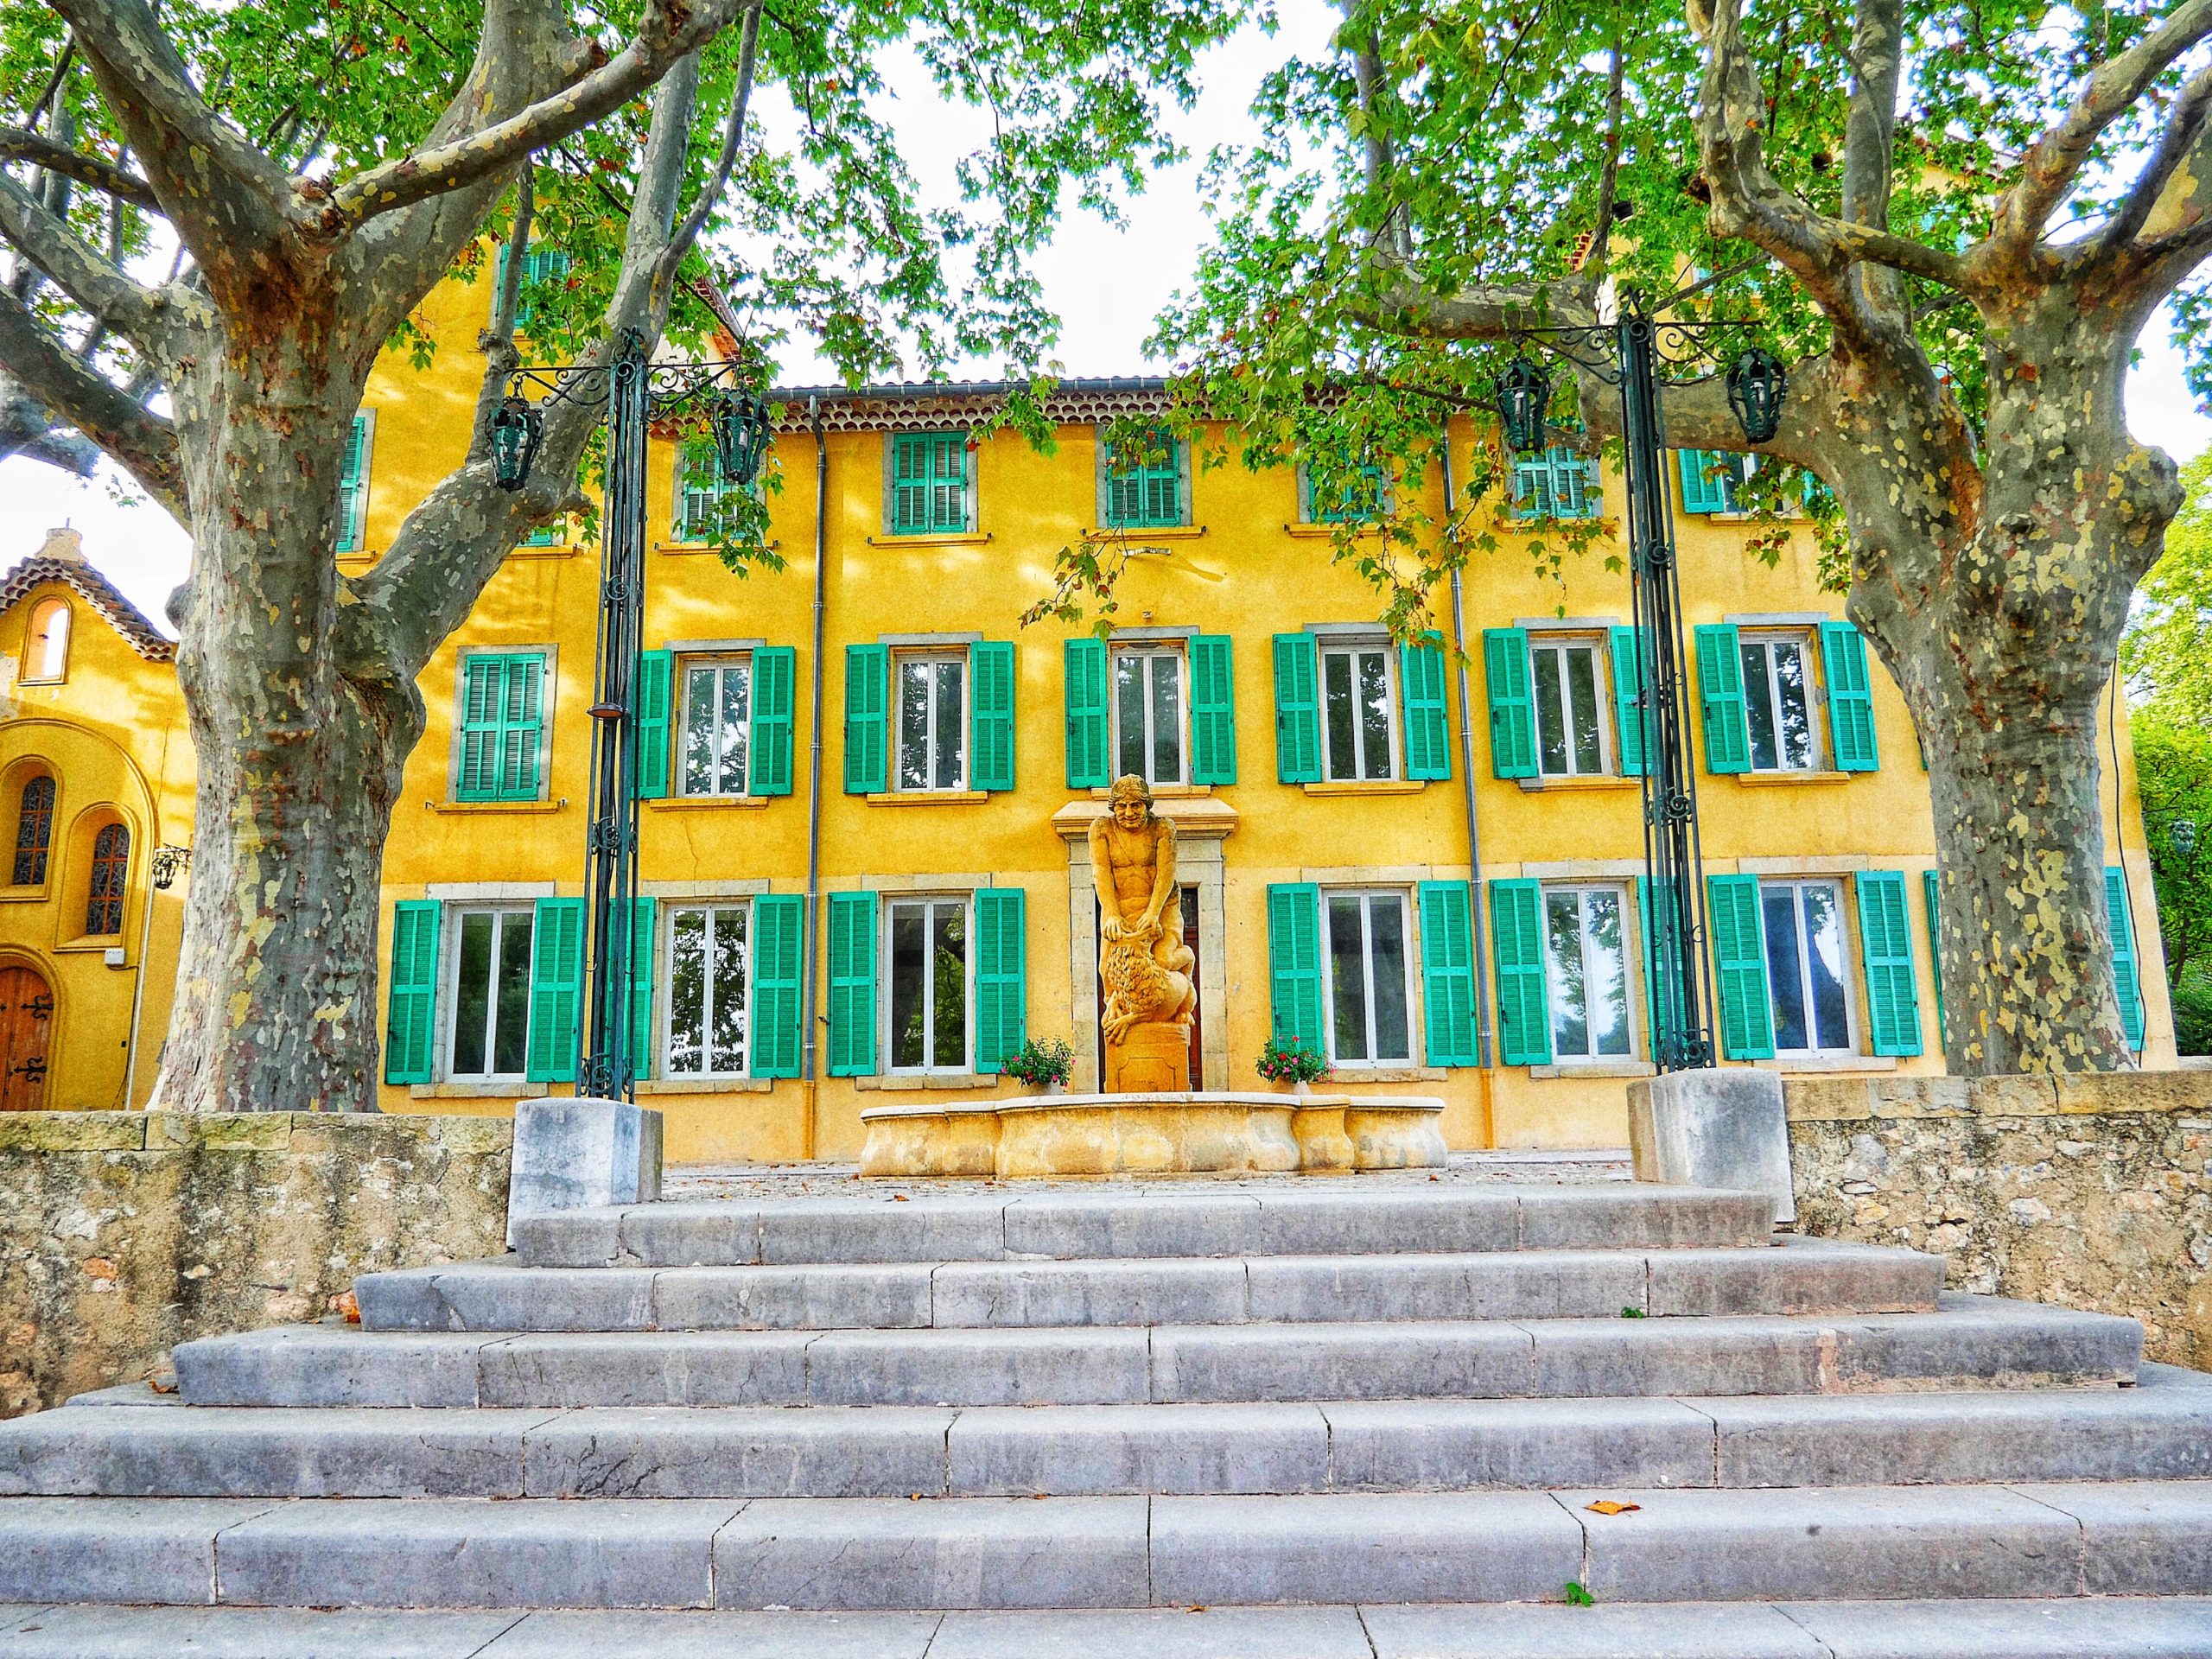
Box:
[765,377,1174,434]
[0,554,175,662]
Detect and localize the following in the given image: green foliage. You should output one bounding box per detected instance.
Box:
[1564,1581,1597,1607]
[1255,1032,1328,1084]
[1001,1036,1075,1089]
[2124,453,2212,723]
[2132,715,2212,992]
[2172,971,2212,1058]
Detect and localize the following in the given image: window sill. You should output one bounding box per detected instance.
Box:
[1515,775,1640,792]
[1750,1054,1900,1073]
[1327,1065,1449,1084]
[866,790,988,807]
[16,677,63,689]
[410,1080,551,1099]
[508,543,578,558]
[1529,1060,1657,1079]
[638,1077,774,1095]
[854,1072,1005,1091]
[1707,510,1813,525]
[655,538,784,555]
[1084,524,1207,541]
[1735,770,1849,786]
[55,935,124,953]
[1282,522,1381,538]
[648,795,772,811]
[0,886,51,904]
[1301,779,1425,798]
[429,798,569,814]
[864,531,991,548]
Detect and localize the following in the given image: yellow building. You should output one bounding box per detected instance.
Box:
[0,271,2179,1153]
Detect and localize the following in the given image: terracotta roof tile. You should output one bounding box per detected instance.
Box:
[0,555,175,662]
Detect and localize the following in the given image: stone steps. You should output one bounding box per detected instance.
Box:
[10,1382,2212,1500]
[354,1237,1942,1333]
[169,1296,2143,1409]
[1,1482,2208,1611]
[515,1185,1774,1268]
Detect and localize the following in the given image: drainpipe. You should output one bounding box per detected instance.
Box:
[1440,429,1494,1071]
[800,396,828,1157]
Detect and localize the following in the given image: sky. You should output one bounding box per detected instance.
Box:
[5,3,2210,630]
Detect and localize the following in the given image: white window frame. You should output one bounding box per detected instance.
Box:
[662,899,752,1079]
[443,903,535,1082]
[1541,882,1638,1063]
[893,652,969,793]
[1322,887,1416,1069]
[1529,635,1613,779]
[1739,629,1825,773]
[1319,639,1401,783]
[1110,642,1188,787]
[1759,877,1859,1058]
[883,893,973,1075]
[677,654,753,799]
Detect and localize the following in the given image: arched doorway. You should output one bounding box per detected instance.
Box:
[0,963,53,1110]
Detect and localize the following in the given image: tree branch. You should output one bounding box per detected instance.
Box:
[0,284,181,512]
[0,170,168,346]
[648,0,764,312]
[1353,258,1594,338]
[1584,36,1627,274]
[2098,60,2212,256]
[0,127,160,212]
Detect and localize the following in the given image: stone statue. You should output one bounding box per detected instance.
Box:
[1090,776,1196,1090]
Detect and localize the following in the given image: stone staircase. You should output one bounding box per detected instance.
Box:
[2,1177,2209,1656]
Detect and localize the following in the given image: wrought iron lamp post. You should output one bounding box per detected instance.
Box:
[1491,297,1787,1072]
[495,329,772,1101]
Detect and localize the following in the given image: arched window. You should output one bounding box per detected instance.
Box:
[24,598,70,683]
[12,775,54,886]
[85,821,128,935]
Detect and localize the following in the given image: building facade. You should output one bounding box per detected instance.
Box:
[0,271,2178,1152]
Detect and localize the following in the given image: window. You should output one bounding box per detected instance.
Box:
[455,653,547,802]
[1740,633,1821,772]
[681,658,751,797]
[1530,638,1610,777]
[13,775,54,886]
[1542,886,1633,1060]
[23,598,69,683]
[1677,448,1753,514]
[1113,645,1185,785]
[1761,879,1854,1055]
[1300,457,1387,524]
[448,906,535,1078]
[674,439,747,543]
[888,432,972,535]
[522,518,567,549]
[887,896,968,1071]
[493,245,573,330]
[1511,446,1599,519]
[335,413,372,554]
[665,903,749,1077]
[896,654,966,791]
[82,821,128,935]
[1102,428,1185,528]
[1321,643,1396,782]
[1325,891,1413,1065]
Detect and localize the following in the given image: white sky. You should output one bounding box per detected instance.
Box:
[5,3,2209,627]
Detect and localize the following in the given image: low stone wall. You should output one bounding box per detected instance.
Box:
[0,1111,512,1417]
[1788,1072,2212,1370]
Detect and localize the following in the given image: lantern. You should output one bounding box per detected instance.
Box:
[1726,346,1788,444]
[2172,819,2199,856]
[491,395,544,492]
[1492,356,1552,454]
[711,388,773,486]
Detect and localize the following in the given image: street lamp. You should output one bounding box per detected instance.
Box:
[712,388,773,486]
[1492,357,1554,454]
[2172,819,2199,856]
[490,395,544,492]
[1726,346,1789,444]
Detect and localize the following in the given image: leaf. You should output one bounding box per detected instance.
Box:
[1585,1500,1642,1516]
[1564,1580,1596,1606]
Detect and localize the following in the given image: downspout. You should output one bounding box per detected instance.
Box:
[1440,429,1495,1077]
[800,396,828,1157]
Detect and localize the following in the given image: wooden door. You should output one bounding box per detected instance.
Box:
[0,964,52,1111]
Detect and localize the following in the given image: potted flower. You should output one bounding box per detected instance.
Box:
[1001,1036,1075,1094]
[1256,1033,1328,1096]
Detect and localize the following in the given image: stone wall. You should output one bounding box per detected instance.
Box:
[0,1112,512,1417]
[1788,1073,2212,1370]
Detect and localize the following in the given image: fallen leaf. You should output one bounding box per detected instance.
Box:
[893,1194,909,1202]
[1585,1500,1641,1516]
[334,1291,361,1325]
[147,1369,178,1395]
[1187,1605,1207,1613]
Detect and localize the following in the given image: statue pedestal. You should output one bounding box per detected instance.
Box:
[1105,1020,1191,1094]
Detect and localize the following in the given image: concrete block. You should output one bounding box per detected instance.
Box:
[1148,1321,1534,1402]
[2014,1479,2212,1593]
[509,1208,629,1268]
[1787,1596,2212,1658]
[1627,1070,1795,1225]
[928,1607,1374,1659]
[0,1605,523,1657]
[1253,1190,1519,1255]
[480,1610,941,1658]
[145,1112,295,1151]
[620,1203,762,1266]
[931,1260,1249,1328]
[1827,1298,2143,1390]
[1525,1315,1826,1398]
[215,1497,740,1609]
[1245,1250,1643,1325]
[1644,1239,1942,1318]
[0,1496,279,1604]
[1001,1194,1262,1260]
[0,1111,146,1150]
[946,1404,1329,1495]
[1361,1601,1827,1657]
[1149,1491,1581,1605]
[356,1265,660,1332]
[805,1328,1148,1407]
[174,1328,494,1408]
[2054,1069,2212,1116]
[756,1197,1008,1264]
[58,1382,181,1408]
[652,1264,932,1332]
[1515,1185,1771,1249]
[713,1497,1149,1610]
[522,1407,955,1498]
[477,1332,813,1408]
[1572,1484,2082,1601]
[1321,1398,1715,1491]
[505,1098,662,1249]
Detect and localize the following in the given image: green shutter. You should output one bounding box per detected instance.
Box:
[1706,874,1775,1059]
[457,654,545,803]
[1854,872,1922,1057]
[1103,431,1183,528]
[1677,449,1727,513]
[969,641,1017,792]
[1482,627,1537,779]
[1637,876,1688,1065]
[890,433,969,534]
[1923,868,1947,1053]
[827,890,879,1076]
[526,897,585,1084]
[1510,447,1599,520]
[1189,633,1237,785]
[1401,632,1452,781]
[1820,620,1880,772]
[456,656,504,801]
[843,644,888,794]
[384,900,441,1084]
[751,893,804,1077]
[2106,866,2145,1052]
[1266,882,1324,1052]
[1694,625,1751,774]
[499,654,544,799]
[751,645,796,796]
[1418,880,1478,1066]
[974,887,1027,1072]
[336,414,368,553]
[1064,638,1109,789]
[628,895,658,1078]
[1611,626,1649,778]
[1489,878,1551,1067]
[633,650,672,800]
[1272,632,1322,783]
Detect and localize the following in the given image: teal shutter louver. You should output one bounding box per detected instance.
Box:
[1923,868,1948,1053]
[628,895,658,1079]
[2106,866,2146,1052]
[1482,627,1537,779]
[1677,449,1733,513]
[1610,625,1648,778]
[750,893,804,1077]
[1854,871,1923,1056]
[336,413,369,553]
[457,653,546,802]
[969,641,1017,792]
[827,890,879,1076]
[1820,620,1880,772]
[750,646,796,796]
[1488,878,1551,1066]
[890,433,969,534]
[525,897,586,1083]
[384,900,441,1084]
[1064,638,1110,788]
[973,887,1027,1072]
[1706,874,1775,1059]
[1694,625,1751,775]
[843,644,888,794]
[1265,882,1325,1051]
[1400,632,1452,781]
[1189,634,1237,785]
[1272,632,1323,784]
[1418,880,1479,1067]
[1103,429,1184,528]
[1511,446,1600,519]
[633,649,672,800]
